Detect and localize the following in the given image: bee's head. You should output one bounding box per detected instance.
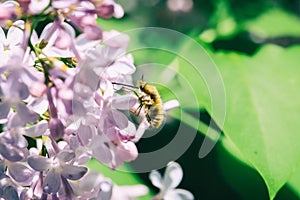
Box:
[137,80,146,89]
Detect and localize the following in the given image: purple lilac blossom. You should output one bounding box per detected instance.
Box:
[0,0,190,199]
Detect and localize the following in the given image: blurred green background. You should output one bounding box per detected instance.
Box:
[90,0,300,199]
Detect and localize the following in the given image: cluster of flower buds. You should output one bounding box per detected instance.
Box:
[0,0,193,199]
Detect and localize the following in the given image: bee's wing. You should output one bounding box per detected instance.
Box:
[148,106,165,128]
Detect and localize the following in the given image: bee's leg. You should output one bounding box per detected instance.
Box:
[133,90,140,97]
[134,104,143,116]
[145,112,152,124]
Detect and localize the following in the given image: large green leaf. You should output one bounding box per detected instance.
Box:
[208,45,300,199]
[288,164,300,198]
[244,8,300,38]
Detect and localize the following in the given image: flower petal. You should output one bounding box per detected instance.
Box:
[111,110,128,130]
[39,22,58,47]
[8,162,34,183]
[163,162,183,190]
[61,164,87,180]
[77,124,94,146]
[54,28,72,49]
[0,102,10,123]
[24,120,48,137]
[27,155,50,171]
[118,121,136,141]
[0,143,24,162]
[0,130,25,147]
[133,119,149,142]
[56,150,75,163]
[77,171,103,191]
[43,168,61,194]
[91,136,113,164]
[29,98,49,115]
[75,34,100,54]
[13,132,28,149]
[0,26,6,44]
[98,181,113,200]
[0,158,5,173]
[3,185,19,200]
[113,3,125,18]
[92,145,113,164]
[163,100,180,111]
[149,170,163,189]
[16,103,38,124]
[7,20,24,46]
[109,59,135,75]
[114,141,138,162]
[103,30,129,51]
[114,185,149,198]
[111,94,137,110]
[29,0,50,14]
[164,189,194,200]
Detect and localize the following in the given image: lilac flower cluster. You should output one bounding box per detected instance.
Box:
[0,0,193,199]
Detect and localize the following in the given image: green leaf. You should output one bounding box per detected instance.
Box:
[244,8,300,38]
[209,45,300,199]
[217,139,270,200]
[288,164,300,198]
[208,0,237,37]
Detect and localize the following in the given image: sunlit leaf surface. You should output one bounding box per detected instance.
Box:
[208,45,300,199]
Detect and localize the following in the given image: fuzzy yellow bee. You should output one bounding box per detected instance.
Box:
[112,80,164,128]
[135,80,164,128]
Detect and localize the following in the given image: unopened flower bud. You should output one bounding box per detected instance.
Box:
[96,5,114,19]
[49,118,64,140]
[0,5,12,21]
[29,82,47,97]
[117,141,138,162]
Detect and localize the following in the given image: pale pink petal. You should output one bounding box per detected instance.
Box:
[0,26,6,43]
[24,120,48,137]
[54,29,72,49]
[29,0,50,14]
[91,136,113,164]
[164,189,194,200]
[77,125,94,146]
[149,170,163,189]
[0,102,10,123]
[114,141,138,162]
[109,57,136,75]
[83,25,102,40]
[113,3,124,18]
[111,185,148,200]
[7,20,24,46]
[163,99,180,111]
[98,181,113,200]
[29,97,49,115]
[163,161,183,190]
[29,82,47,97]
[8,162,34,183]
[112,94,137,110]
[111,110,129,130]
[0,5,12,21]
[39,22,58,46]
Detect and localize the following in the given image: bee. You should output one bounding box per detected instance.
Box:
[135,80,164,128]
[112,80,164,128]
